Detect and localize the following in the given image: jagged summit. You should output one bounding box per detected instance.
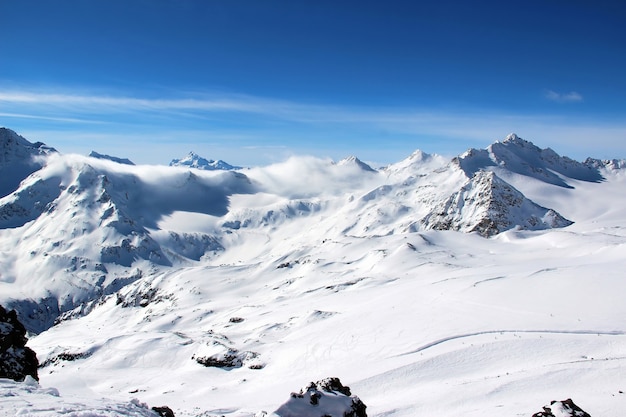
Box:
[584,157,626,171]
[88,151,135,166]
[502,132,523,144]
[169,151,241,171]
[456,133,604,187]
[337,156,377,172]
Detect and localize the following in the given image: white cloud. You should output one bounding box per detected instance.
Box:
[0,112,102,124]
[545,90,584,103]
[0,90,300,118]
[2,87,625,164]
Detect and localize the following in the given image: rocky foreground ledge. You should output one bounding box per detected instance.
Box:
[532,398,591,417]
[0,305,39,381]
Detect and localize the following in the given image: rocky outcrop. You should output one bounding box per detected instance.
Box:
[193,343,263,370]
[531,398,591,417]
[0,305,39,381]
[151,406,176,417]
[274,377,367,417]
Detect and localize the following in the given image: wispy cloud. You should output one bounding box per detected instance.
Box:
[0,112,103,124]
[1,87,624,165]
[545,90,584,103]
[0,90,270,115]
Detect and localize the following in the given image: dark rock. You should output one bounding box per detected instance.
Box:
[274,377,367,417]
[193,344,261,369]
[152,406,175,417]
[0,305,39,381]
[194,349,243,368]
[315,377,352,396]
[40,350,93,368]
[532,398,591,417]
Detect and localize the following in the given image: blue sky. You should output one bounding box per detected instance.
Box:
[1,0,625,166]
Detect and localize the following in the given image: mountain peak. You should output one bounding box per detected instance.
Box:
[169,151,241,171]
[455,134,604,187]
[503,132,521,143]
[421,170,573,236]
[337,156,377,172]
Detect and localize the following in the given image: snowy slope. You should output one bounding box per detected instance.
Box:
[0,377,159,416]
[1,131,625,416]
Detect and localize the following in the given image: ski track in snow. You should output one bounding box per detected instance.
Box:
[396,329,626,357]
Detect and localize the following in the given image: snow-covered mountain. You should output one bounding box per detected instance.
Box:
[1,128,625,416]
[0,145,254,332]
[169,151,242,170]
[0,128,56,198]
[420,170,572,236]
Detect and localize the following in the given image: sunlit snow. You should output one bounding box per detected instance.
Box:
[1,129,625,416]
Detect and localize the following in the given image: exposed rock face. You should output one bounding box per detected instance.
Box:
[421,170,572,236]
[274,377,367,417]
[151,406,176,417]
[0,305,39,381]
[531,399,591,417]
